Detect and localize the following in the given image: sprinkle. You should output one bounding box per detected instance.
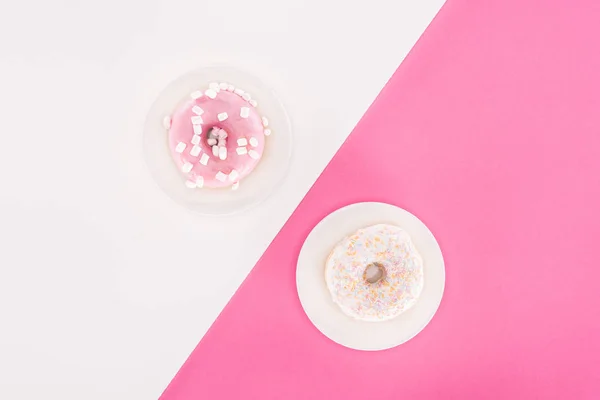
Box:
[209,82,220,92]
[248,150,259,159]
[219,146,227,160]
[231,182,239,191]
[218,130,228,139]
[261,117,269,127]
[196,176,204,188]
[227,84,235,92]
[249,137,258,147]
[219,82,228,90]
[216,171,227,182]
[191,115,204,125]
[207,138,217,146]
[242,93,251,101]
[190,145,201,157]
[264,129,271,136]
[200,153,209,165]
[234,88,244,96]
[249,99,258,107]
[218,139,226,147]
[191,135,201,145]
[190,90,203,99]
[205,89,217,99]
[163,116,171,129]
[237,138,248,146]
[212,145,219,157]
[192,106,204,115]
[236,147,248,155]
[217,112,228,122]
[182,162,193,173]
[175,142,186,153]
[229,169,239,181]
[240,107,250,118]
[193,125,203,135]
[185,180,196,189]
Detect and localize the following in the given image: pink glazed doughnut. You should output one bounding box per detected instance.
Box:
[166,82,271,189]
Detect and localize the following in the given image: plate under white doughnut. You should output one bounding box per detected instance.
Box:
[296,202,445,351]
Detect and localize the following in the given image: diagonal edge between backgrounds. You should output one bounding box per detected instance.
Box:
[158,0,454,397]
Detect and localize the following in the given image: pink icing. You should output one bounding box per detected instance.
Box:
[168,90,266,188]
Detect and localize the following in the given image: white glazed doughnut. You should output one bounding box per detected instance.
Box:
[324,224,424,322]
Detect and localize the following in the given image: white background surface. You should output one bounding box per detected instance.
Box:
[0,1,444,398]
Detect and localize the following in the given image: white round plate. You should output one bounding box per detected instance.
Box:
[143,65,293,215]
[296,202,445,351]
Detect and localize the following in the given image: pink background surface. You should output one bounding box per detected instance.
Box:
[161,0,600,398]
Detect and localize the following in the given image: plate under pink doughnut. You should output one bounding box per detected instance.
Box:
[168,88,266,188]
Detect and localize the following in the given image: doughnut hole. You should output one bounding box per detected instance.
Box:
[363,262,386,284]
[206,126,228,147]
[206,126,221,140]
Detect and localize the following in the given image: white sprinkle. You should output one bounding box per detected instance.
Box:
[249,137,258,147]
[264,128,271,136]
[240,107,250,118]
[163,116,171,129]
[248,150,259,159]
[249,99,258,107]
[231,182,239,191]
[192,106,204,115]
[261,117,269,127]
[182,162,193,173]
[236,147,248,155]
[196,176,204,188]
[218,130,228,139]
[212,145,219,157]
[242,93,251,101]
[229,169,239,182]
[200,153,209,165]
[219,146,227,160]
[227,84,235,92]
[217,112,228,122]
[218,139,226,147]
[207,138,217,146]
[185,180,196,189]
[234,88,244,96]
[191,115,204,125]
[190,145,201,157]
[209,82,220,92]
[216,171,227,182]
[208,128,218,138]
[191,135,201,145]
[190,90,203,99]
[193,124,203,135]
[205,89,217,99]
[175,142,186,153]
[237,138,248,146]
[219,82,228,90]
